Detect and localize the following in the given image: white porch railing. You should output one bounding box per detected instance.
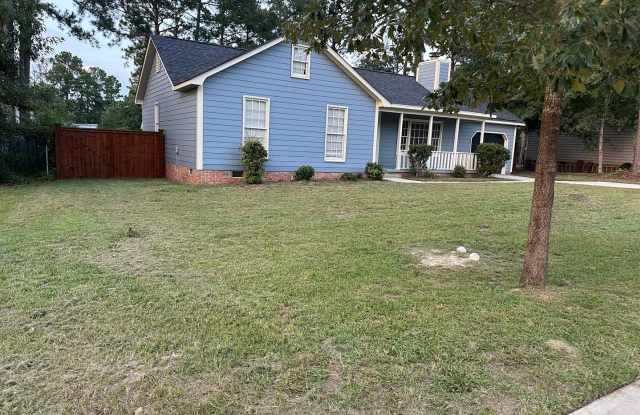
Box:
[397,151,477,171]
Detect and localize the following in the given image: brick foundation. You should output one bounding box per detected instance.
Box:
[166,162,344,184]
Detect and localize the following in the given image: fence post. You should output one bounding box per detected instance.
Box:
[45,143,49,176]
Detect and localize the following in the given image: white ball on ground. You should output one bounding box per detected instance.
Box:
[456,246,467,255]
[469,253,480,262]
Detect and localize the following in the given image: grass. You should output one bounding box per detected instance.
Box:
[1,179,639,414]
[517,170,640,183]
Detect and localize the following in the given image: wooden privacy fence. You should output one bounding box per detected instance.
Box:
[55,126,164,179]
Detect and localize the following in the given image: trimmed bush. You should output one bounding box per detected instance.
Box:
[241,140,268,184]
[340,172,361,181]
[295,165,315,181]
[476,143,511,177]
[407,144,433,176]
[452,165,466,178]
[365,162,384,180]
[620,162,632,171]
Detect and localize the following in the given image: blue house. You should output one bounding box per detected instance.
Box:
[135,36,524,183]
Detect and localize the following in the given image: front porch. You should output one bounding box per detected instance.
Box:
[375,110,519,174]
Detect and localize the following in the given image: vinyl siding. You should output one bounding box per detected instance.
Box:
[379,112,399,169]
[484,123,517,173]
[416,60,450,91]
[526,129,635,166]
[457,120,483,153]
[439,61,450,84]
[141,54,197,167]
[201,42,376,172]
[417,61,437,91]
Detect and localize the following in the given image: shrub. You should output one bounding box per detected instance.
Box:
[407,144,433,176]
[476,143,510,177]
[620,162,632,171]
[241,140,268,184]
[295,165,315,181]
[452,165,466,178]
[340,172,361,181]
[365,162,384,180]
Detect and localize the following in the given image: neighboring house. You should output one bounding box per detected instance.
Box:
[71,123,98,129]
[135,35,524,184]
[526,129,636,172]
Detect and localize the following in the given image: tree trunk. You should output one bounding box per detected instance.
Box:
[520,85,563,288]
[194,0,202,41]
[597,112,605,175]
[633,109,640,175]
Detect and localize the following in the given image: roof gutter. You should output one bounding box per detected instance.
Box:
[380,105,526,126]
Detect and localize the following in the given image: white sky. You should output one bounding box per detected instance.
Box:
[44,0,132,95]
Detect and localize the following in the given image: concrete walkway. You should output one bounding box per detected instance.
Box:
[385,174,640,190]
[496,174,640,189]
[383,176,530,184]
[570,380,640,414]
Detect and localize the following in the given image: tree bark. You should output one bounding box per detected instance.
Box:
[194,0,202,41]
[520,85,562,288]
[633,109,640,175]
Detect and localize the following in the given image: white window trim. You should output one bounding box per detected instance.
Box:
[430,121,444,152]
[154,103,160,132]
[241,95,270,152]
[324,105,348,162]
[400,118,443,151]
[291,45,311,79]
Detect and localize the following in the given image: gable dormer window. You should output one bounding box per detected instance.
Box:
[291,45,310,79]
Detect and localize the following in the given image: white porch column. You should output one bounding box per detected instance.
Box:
[453,118,460,153]
[395,112,404,169]
[508,127,518,174]
[372,106,380,162]
[480,121,486,144]
[427,115,434,145]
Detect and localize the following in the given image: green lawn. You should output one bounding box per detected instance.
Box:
[517,171,640,183]
[1,179,639,414]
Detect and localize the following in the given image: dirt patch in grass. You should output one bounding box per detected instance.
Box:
[94,233,158,277]
[321,339,343,394]
[410,247,480,269]
[545,339,578,357]
[510,288,561,302]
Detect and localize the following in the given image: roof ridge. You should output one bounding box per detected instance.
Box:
[151,34,248,52]
[355,67,415,78]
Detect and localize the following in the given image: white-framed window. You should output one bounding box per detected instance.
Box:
[291,45,311,79]
[400,119,428,151]
[242,96,270,150]
[154,103,160,132]
[400,119,443,151]
[324,105,348,162]
[155,56,161,73]
[430,121,443,151]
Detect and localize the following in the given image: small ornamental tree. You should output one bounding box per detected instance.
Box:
[407,144,433,177]
[241,140,268,184]
[476,144,511,177]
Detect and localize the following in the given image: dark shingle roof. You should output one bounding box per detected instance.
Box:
[356,68,522,123]
[149,36,523,124]
[151,35,247,85]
